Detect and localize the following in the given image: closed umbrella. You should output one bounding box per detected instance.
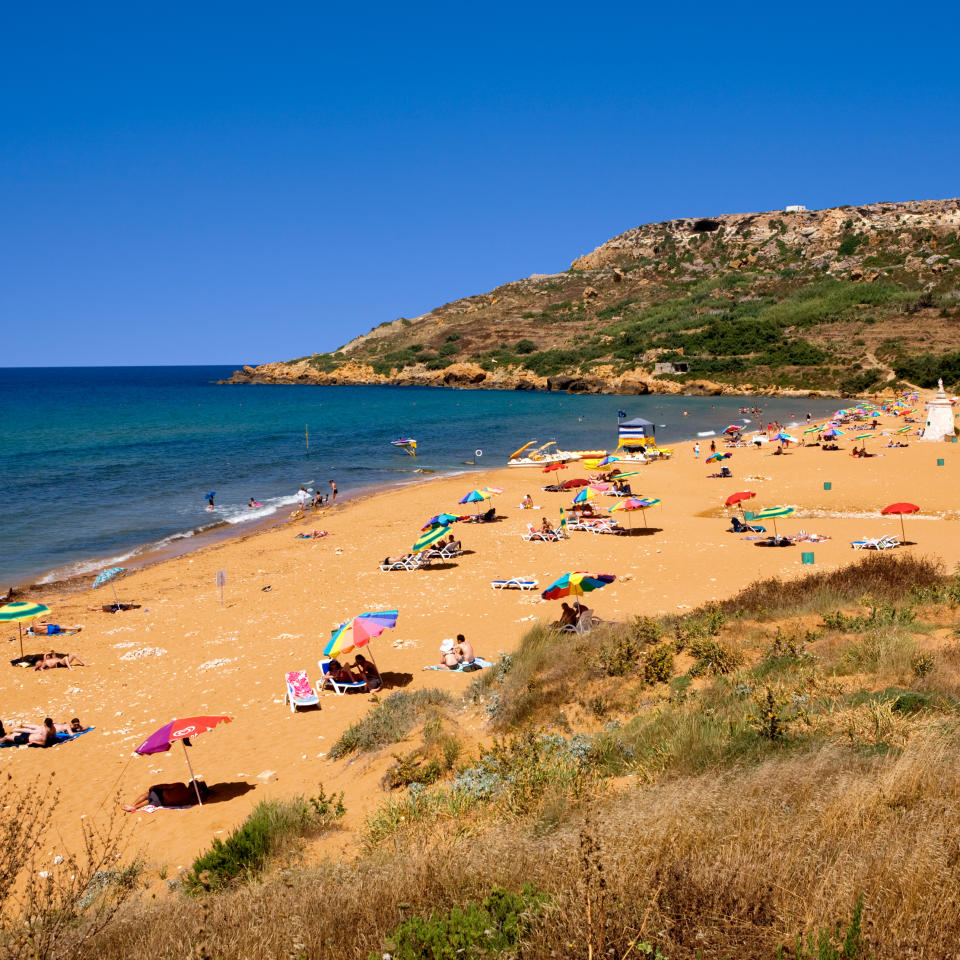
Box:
[0,601,50,658]
[881,502,920,542]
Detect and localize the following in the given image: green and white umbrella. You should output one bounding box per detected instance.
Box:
[751,506,795,538]
[412,524,448,554]
[0,601,51,657]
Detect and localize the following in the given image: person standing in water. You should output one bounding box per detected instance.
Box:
[206,492,215,510]
[329,479,337,502]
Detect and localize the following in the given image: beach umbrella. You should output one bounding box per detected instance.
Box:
[752,505,795,538]
[0,601,51,658]
[482,486,504,496]
[93,566,127,608]
[421,513,463,530]
[609,497,660,528]
[135,715,232,806]
[561,478,590,489]
[895,426,911,435]
[542,461,568,473]
[324,610,398,669]
[775,432,797,444]
[881,502,920,542]
[705,452,731,463]
[595,455,622,467]
[413,524,449,553]
[572,486,596,503]
[458,488,492,518]
[725,491,756,507]
[541,571,616,601]
[722,425,742,435]
[823,427,844,438]
[803,425,823,435]
[608,470,641,479]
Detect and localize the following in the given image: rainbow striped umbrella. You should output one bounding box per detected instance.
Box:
[609,496,660,528]
[0,601,51,657]
[458,488,492,517]
[324,610,399,662]
[752,505,795,538]
[541,572,616,601]
[573,486,597,503]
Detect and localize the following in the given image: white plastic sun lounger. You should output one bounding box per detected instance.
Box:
[490,578,539,591]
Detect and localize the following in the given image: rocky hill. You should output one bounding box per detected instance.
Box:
[224,197,960,396]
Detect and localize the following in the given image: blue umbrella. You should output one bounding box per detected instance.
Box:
[93,566,127,607]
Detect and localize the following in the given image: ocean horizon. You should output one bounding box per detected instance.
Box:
[1,366,843,588]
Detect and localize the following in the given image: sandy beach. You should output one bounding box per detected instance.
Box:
[3,398,957,882]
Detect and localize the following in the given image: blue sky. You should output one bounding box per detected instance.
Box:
[2,2,958,367]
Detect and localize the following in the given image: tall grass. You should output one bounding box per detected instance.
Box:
[329,689,453,758]
[86,733,960,958]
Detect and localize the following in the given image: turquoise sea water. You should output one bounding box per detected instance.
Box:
[0,366,843,587]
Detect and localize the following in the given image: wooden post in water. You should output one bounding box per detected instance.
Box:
[306,424,309,455]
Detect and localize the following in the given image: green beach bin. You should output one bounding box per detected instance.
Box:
[937,458,945,467]
[801,551,815,565]
[743,510,755,521]
[823,481,832,491]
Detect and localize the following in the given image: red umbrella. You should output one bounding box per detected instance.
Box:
[542,461,568,473]
[880,502,920,542]
[725,491,756,507]
[560,477,590,489]
[135,715,232,806]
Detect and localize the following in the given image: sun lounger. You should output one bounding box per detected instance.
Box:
[522,523,559,542]
[379,552,433,571]
[729,516,766,534]
[582,520,623,535]
[851,534,901,550]
[284,670,320,712]
[318,659,366,695]
[490,578,539,591]
[560,609,601,635]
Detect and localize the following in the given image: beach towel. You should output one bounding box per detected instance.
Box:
[124,804,193,813]
[0,726,94,748]
[424,657,495,672]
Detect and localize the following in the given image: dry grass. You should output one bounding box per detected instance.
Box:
[84,732,960,959]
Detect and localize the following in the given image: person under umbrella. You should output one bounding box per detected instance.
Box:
[0,601,52,658]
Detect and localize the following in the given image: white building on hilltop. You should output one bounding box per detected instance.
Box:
[920,379,957,442]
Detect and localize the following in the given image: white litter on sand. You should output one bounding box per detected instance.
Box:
[119,648,167,660]
[197,658,235,672]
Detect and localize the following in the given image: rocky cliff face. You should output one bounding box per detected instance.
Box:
[223,197,960,397]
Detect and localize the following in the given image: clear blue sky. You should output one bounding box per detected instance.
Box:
[3,2,958,367]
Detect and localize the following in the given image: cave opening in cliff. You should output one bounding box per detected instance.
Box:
[692,219,721,233]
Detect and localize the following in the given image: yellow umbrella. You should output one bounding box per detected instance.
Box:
[0,601,51,658]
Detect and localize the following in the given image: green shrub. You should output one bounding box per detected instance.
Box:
[643,643,675,684]
[595,628,641,677]
[183,790,345,892]
[374,885,544,960]
[515,339,537,354]
[688,637,744,676]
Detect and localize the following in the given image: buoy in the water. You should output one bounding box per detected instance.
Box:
[475,449,483,457]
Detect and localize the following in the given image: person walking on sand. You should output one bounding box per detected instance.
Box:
[693,442,700,459]
[329,479,337,502]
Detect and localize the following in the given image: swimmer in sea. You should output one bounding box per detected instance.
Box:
[248,498,261,508]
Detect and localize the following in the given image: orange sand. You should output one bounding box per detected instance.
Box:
[2,402,957,880]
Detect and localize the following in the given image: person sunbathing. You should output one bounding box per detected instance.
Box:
[454,633,475,664]
[27,623,82,637]
[553,602,577,628]
[123,779,209,811]
[1,718,57,747]
[350,654,382,692]
[327,659,362,684]
[540,517,556,536]
[53,717,84,735]
[435,638,461,669]
[34,650,86,671]
[521,493,534,509]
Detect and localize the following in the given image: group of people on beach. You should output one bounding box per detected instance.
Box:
[0,716,84,748]
[326,653,382,690]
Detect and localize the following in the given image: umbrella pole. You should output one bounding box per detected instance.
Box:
[111,583,120,609]
[182,740,203,806]
[901,514,906,543]
[18,621,23,660]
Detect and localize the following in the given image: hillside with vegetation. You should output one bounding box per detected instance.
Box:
[225,198,960,397]
[11,553,960,958]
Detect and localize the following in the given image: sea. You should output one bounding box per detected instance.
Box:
[0,366,844,588]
